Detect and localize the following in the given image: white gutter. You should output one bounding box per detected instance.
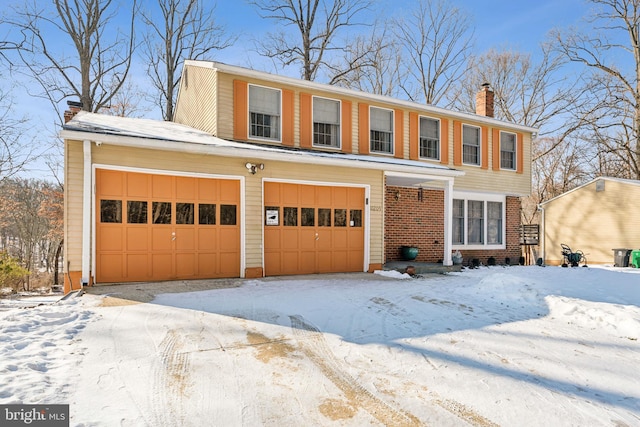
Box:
[60,129,465,179]
[82,140,92,286]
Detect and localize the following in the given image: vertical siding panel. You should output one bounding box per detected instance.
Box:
[453,120,462,166]
[233,80,247,140]
[517,132,524,174]
[341,100,352,153]
[440,118,449,165]
[481,126,489,169]
[358,103,370,155]
[409,112,418,160]
[394,109,404,159]
[300,93,312,148]
[492,128,501,171]
[282,89,295,146]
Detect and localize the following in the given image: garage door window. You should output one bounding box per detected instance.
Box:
[284,207,297,226]
[177,203,195,224]
[220,204,237,225]
[152,202,172,224]
[199,204,216,225]
[334,209,347,227]
[350,209,362,227]
[100,200,122,223]
[302,208,315,226]
[318,208,331,226]
[127,201,147,224]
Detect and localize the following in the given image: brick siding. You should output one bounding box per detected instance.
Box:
[384,185,522,265]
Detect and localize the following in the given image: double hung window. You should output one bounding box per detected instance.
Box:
[452,194,505,248]
[313,97,340,148]
[249,85,281,141]
[370,107,393,154]
[462,125,480,165]
[419,117,440,160]
[500,132,516,170]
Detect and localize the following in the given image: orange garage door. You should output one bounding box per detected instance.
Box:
[264,182,364,275]
[96,169,240,283]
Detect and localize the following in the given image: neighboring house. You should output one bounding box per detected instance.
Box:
[539,176,640,265]
[61,61,536,292]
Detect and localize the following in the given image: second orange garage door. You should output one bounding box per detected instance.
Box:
[95,169,240,283]
[264,182,365,275]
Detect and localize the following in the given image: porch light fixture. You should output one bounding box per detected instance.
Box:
[245,162,265,174]
[395,191,400,201]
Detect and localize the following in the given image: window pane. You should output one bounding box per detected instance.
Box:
[370,130,393,153]
[176,203,194,224]
[487,202,502,244]
[314,122,340,147]
[468,200,484,244]
[284,207,298,226]
[313,97,340,124]
[370,107,393,153]
[152,202,172,224]
[127,201,147,224]
[500,132,516,170]
[301,208,315,226]
[452,199,464,244]
[199,203,216,225]
[334,209,347,227]
[463,125,480,165]
[249,85,281,140]
[101,200,122,223]
[318,208,331,227]
[350,209,362,227]
[220,204,237,225]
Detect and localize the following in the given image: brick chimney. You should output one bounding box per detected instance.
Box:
[475,83,494,118]
[64,100,83,123]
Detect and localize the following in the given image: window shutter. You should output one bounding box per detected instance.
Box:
[409,112,419,160]
[492,128,500,171]
[394,109,403,159]
[440,118,449,164]
[341,100,352,153]
[233,80,248,140]
[517,133,524,174]
[282,89,294,146]
[453,120,462,166]
[300,93,312,148]
[358,103,369,155]
[481,126,489,169]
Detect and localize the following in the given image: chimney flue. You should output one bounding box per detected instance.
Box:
[64,100,83,123]
[476,83,494,118]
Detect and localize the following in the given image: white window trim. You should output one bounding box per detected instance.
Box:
[312,95,342,150]
[452,191,506,250]
[499,130,517,171]
[462,123,482,167]
[248,83,282,143]
[418,115,441,162]
[369,105,394,156]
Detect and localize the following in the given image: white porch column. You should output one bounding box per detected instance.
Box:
[81,140,92,286]
[443,178,454,266]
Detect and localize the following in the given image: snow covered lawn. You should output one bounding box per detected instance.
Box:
[1,266,639,426]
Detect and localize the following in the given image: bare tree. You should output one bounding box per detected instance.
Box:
[393,0,474,106]
[10,0,137,118]
[553,0,640,179]
[250,0,372,81]
[0,85,33,182]
[329,22,404,97]
[141,0,235,121]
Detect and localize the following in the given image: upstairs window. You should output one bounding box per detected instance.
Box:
[249,85,281,141]
[419,117,440,160]
[313,97,340,148]
[500,131,516,170]
[462,124,480,165]
[370,107,393,154]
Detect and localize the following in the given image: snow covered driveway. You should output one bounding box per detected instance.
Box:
[2,266,639,426]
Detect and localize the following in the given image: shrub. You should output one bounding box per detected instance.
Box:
[0,251,30,293]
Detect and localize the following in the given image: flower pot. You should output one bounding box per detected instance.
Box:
[401,246,419,261]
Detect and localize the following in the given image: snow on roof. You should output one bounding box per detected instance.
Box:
[61,111,461,176]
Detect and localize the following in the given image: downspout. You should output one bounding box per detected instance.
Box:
[538,203,545,265]
[442,179,454,266]
[81,140,92,286]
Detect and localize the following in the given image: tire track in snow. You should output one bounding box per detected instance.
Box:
[289,315,422,426]
[151,329,191,427]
